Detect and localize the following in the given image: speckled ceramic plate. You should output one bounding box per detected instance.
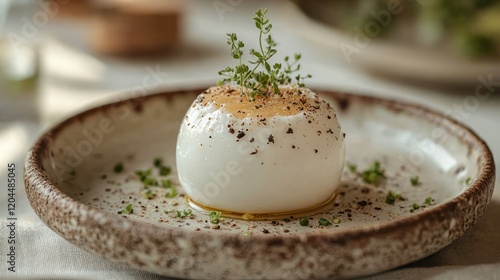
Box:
[25,88,495,279]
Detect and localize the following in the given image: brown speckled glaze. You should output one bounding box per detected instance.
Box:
[25,88,495,279]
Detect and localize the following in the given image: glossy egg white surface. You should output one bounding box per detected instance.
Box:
[176,85,345,214]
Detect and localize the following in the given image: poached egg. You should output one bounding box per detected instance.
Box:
[176,85,345,215]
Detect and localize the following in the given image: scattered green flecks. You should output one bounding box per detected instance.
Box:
[318,218,332,226]
[348,163,357,173]
[143,190,156,200]
[424,196,434,205]
[243,231,252,236]
[410,176,420,186]
[113,162,124,173]
[209,211,222,224]
[361,161,385,184]
[332,217,341,224]
[153,157,163,168]
[135,168,152,181]
[410,203,420,213]
[465,177,472,185]
[176,209,193,218]
[385,191,400,205]
[299,217,309,226]
[121,203,133,214]
[165,186,178,198]
[161,179,173,189]
[159,166,171,176]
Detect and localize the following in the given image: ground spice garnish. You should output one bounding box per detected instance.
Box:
[267,134,274,144]
[237,131,246,139]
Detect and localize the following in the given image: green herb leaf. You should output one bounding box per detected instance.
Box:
[161,179,173,188]
[135,169,152,181]
[465,177,472,185]
[348,163,357,173]
[361,161,385,184]
[318,218,332,226]
[165,186,178,198]
[143,190,156,199]
[385,191,400,205]
[153,157,163,168]
[113,162,124,173]
[183,209,193,217]
[218,8,311,98]
[121,204,133,214]
[424,196,434,205]
[209,211,222,224]
[299,217,309,226]
[410,176,420,186]
[159,166,171,176]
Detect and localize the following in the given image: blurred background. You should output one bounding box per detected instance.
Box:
[1,0,499,127]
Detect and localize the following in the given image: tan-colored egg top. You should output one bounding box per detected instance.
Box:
[196,85,329,119]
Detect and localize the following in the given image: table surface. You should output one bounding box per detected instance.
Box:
[1,1,499,279]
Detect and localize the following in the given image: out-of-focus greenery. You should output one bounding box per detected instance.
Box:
[336,0,500,58]
[417,0,500,58]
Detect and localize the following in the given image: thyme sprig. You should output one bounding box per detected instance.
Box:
[218,8,311,100]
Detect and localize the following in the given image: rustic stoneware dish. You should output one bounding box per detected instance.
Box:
[25,88,495,279]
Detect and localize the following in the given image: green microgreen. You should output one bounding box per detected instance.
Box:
[176,209,193,218]
[424,196,434,205]
[135,169,159,187]
[209,211,222,224]
[410,176,420,186]
[153,157,163,168]
[161,179,173,189]
[318,218,332,226]
[143,190,156,199]
[135,169,152,181]
[348,163,357,173]
[332,217,341,224]
[361,161,385,184]
[218,8,311,100]
[299,217,309,226]
[113,162,124,173]
[121,203,133,214]
[165,186,178,198]
[159,166,171,176]
[410,203,420,213]
[385,191,400,205]
[465,177,472,185]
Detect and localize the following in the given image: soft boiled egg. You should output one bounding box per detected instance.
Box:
[176,85,345,215]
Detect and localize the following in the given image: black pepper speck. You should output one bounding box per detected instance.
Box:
[267,134,274,144]
[237,131,246,139]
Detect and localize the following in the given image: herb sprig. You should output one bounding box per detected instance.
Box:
[218,8,311,100]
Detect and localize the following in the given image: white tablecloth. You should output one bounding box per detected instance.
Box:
[1,1,499,279]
